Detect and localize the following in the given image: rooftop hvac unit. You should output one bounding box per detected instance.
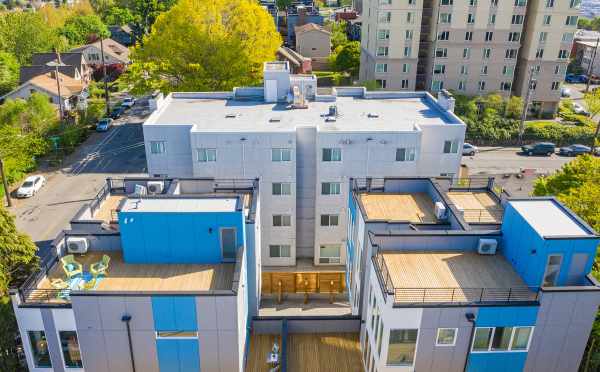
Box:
[477,239,498,255]
[434,202,447,220]
[67,237,89,254]
[147,181,164,194]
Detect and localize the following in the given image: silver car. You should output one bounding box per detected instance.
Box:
[462,143,479,156]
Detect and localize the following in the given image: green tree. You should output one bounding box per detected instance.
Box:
[505,96,524,120]
[103,6,136,26]
[59,14,110,46]
[276,0,293,9]
[584,89,600,151]
[332,41,360,76]
[328,20,348,50]
[0,52,19,96]
[129,0,281,93]
[128,0,177,43]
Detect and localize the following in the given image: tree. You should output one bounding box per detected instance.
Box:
[584,89,600,151]
[328,20,348,50]
[103,6,136,26]
[0,52,19,96]
[332,41,360,76]
[505,96,524,120]
[276,0,293,9]
[59,14,110,46]
[130,0,281,93]
[128,0,177,43]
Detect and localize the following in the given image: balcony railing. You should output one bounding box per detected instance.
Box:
[459,208,504,224]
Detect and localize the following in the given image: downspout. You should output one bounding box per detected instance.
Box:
[121,314,136,372]
[463,312,476,372]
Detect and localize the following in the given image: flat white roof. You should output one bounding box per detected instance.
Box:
[510,200,590,237]
[146,93,462,132]
[120,197,238,213]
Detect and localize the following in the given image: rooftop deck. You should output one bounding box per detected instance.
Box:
[359,192,437,223]
[446,191,503,224]
[376,251,537,304]
[92,195,125,223]
[259,298,352,317]
[24,252,235,304]
[287,333,362,372]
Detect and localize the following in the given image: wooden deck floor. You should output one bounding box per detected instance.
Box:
[287,333,362,372]
[359,192,436,222]
[37,252,234,293]
[93,195,125,222]
[446,191,503,223]
[246,334,280,372]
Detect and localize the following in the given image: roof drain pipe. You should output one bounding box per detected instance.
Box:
[121,314,136,372]
[462,312,476,372]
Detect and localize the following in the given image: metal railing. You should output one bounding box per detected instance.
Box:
[372,255,394,301]
[19,288,71,305]
[459,208,504,223]
[449,177,493,189]
[89,182,111,217]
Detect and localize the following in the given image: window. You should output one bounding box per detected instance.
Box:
[438,31,450,41]
[488,13,496,25]
[321,214,339,226]
[562,32,574,43]
[434,64,446,74]
[481,65,488,75]
[458,81,466,91]
[376,63,388,73]
[472,327,534,352]
[483,48,492,59]
[469,0,477,5]
[509,32,520,42]
[380,0,392,4]
[467,13,475,23]
[478,80,486,91]
[376,79,387,89]
[150,141,166,154]
[269,244,291,257]
[503,65,514,76]
[460,65,469,75]
[505,49,518,59]
[319,245,341,264]
[543,15,551,25]
[407,12,414,23]
[465,31,473,41]
[443,140,459,153]
[491,0,498,5]
[378,29,390,40]
[322,182,341,195]
[408,0,416,4]
[402,63,410,73]
[543,254,563,286]
[555,64,566,75]
[376,46,389,56]
[472,328,493,351]
[379,11,391,23]
[273,214,291,227]
[539,32,548,42]
[156,331,198,338]
[436,48,448,58]
[272,148,292,162]
[432,80,444,91]
[485,32,493,42]
[401,79,410,89]
[405,30,414,40]
[404,47,412,57]
[570,0,581,8]
[272,182,291,195]
[436,328,457,346]
[536,48,544,59]
[322,148,342,161]
[396,147,416,161]
[59,331,83,368]
[28,331,51,368]
[439,13,452,23]
[566,16,578,26]
[387,329,418,365]
[441,0,453,4]
[197,148,216,162]
[512,15,524,24]
[501,81,512,91]
[545,0,554,7]
[511,327,533,350]
[463,48,471,59]
[491,327,513,351]
[514,0,526,5]
[377,320,384,356]
[558,50,569,59]
[551,81,560,90]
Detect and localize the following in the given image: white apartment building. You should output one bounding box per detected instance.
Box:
[143,61,466,268]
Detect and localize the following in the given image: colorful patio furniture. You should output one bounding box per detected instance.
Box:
[90,255,110,277]
[61,255,83,279]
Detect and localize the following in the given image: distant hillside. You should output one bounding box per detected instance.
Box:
[582,0,600,18]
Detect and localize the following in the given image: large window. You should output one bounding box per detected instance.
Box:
[273,214,291,227]
[150,141,166,154]
[320,214,339,226]
[321,182,341,195]
[322,148,342,162]
[472,327,533,352]
[387,329,418,366]
[319,245,341,264]
[396,148,416,161]
[59,331,83,368]
[196,148,216,162]
[272,148,291,162]
[443,140,459,154]
[272,182,291,195]
[436,328,457,346]
[28,331,52,368]
[269,244,291,258]
[542,254,562,286]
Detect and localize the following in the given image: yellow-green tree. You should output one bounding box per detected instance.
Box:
[129,0,281,93]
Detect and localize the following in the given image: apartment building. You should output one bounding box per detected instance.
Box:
[347,177,600,372]
[359,0,581,115]
[142,61,466,269]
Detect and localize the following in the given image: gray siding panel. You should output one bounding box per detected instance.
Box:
[295,126,317,258]
[40,309,66,372]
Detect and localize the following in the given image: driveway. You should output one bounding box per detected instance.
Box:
[8,107,148,257]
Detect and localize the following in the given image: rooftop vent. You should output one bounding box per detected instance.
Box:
[328,105,338,117]
[225,113,238,119]
[325,117,336,122]
[269,117,282,123]
[367,113,379,118]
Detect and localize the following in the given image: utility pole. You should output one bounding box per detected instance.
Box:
[586,37,600,93]
[54,49,65,121]
[100,37,110,116]
[0,158,12,207]
[519,66,536,145]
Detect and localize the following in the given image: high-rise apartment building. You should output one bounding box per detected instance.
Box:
[359,0,581,115]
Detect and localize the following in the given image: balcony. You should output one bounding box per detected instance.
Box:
[373,251,539,306]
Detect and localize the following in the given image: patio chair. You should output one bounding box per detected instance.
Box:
[90,255,110,277]
[61,255,83,279]
[50,278,70,300]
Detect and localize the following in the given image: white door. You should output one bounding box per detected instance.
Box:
[265,80,277,102]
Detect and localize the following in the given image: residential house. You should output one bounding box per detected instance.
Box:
[71,38,130,70]
[108,25,135,47]
[27,52,91,84]
[573,29,600,61]
[578,39,600,76]
[276,46,313,73]
[286,3,324,45]
[295,23,331,61]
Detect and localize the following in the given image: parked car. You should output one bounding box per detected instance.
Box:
[589,75,600,84]
[560,87,572,97]
[96,118,113,132]
[109,106,125,119]
[565,74,588,83]
[571,102,589,116]
[462,143,479,156]
[16,175,46,198]
[521,142,556,156]
[121,97,136,108]
[559,144,592,156]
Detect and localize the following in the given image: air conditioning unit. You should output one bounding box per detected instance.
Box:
[66,237,89,254]
[147,181,164,194]
[478,239,498,255]
[134,184,147,196]
[434,202,447,220]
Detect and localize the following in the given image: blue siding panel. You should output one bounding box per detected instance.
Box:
[177,339,200,372]
[157,339,180,372]
[152,297,177,331]
[174,297,198,331]
[476,307,538,327]
[467,352,527,372]
[156,339,200,372]
[152,297,197,331]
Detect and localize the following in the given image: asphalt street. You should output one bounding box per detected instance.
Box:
[461,147,574,175]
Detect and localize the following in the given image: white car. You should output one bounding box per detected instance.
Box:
[561,87,572,97]
[121,97,136,108]
[16,175,46,198]
[462,143,479,156]
[572,102,589,116]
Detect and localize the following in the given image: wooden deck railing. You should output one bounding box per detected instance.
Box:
[460,208,504,223]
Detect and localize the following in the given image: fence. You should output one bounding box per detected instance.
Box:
[460,208,504,224]
[88,181,111,217]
